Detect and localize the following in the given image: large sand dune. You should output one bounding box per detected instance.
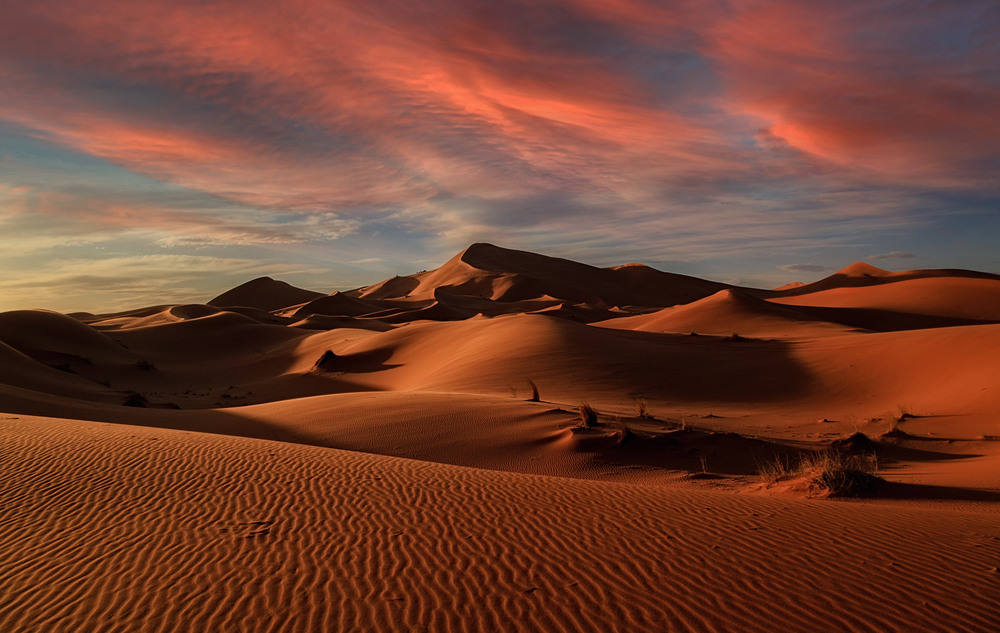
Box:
[3,243,999,632]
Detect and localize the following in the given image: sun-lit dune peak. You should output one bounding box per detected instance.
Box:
[835,262,891,278]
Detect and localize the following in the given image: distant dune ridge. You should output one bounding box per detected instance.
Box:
[3,243,1000,633]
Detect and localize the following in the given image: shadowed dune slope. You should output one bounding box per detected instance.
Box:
[0,309,136,364]
[2,415,998,633]
[208,276,325,311]
[0,342,113,400]
[304,314,813,404]
[285,292,386,318]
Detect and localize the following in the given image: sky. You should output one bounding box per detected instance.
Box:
[1,0,998,312]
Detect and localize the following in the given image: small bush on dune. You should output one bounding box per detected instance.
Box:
[801,451,880,496]
[633,398,650,419]
[578,403,598,428]
[756,454,794,485]
[611,416,634,447]
[758,450,881,497]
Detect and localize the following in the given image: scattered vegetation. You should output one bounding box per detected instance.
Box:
[577,403,598,428]
[633,398,650,418]
[880,416,910,439]
[757,450,882,497]
[757,454,795,485]
[611,416,634,447]
[527,379,540,402]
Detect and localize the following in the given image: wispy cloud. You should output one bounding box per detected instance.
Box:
[778,264,829,273]
[869,251,916,260]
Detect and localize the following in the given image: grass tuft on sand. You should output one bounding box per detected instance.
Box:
[758,450,881,497]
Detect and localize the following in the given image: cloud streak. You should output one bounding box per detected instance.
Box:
[778,264,829,273]
[869,251,916,260]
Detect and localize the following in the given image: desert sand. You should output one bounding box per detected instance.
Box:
[2,243,999,632]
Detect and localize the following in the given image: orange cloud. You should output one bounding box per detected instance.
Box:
[0,0,750,217]
[1,0,996,269]
[703,0,1000,186]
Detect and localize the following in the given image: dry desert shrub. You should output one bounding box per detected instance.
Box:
[578,403,598,428]
[611,416,634,447]
[758,450,881,497]
[633,398,650,418]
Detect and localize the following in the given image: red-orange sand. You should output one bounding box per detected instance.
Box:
[2,244,999,632]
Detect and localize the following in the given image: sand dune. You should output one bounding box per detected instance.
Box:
[2,415,998,633]
[596,288,858,338]
[776,261,1000,294]
[351,243,731,308]
[772,275,1000,321]
[209,276,326,311]
[284,291,389,319]
[3,244,1000,632]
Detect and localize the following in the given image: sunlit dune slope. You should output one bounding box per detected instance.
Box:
[772,275,1000,321]
[596,288,858,338]
[775,261,1000,295]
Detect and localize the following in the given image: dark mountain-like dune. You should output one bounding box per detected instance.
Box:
[284,291,386,319]
[350,242,732,308]
[208,276,325,311]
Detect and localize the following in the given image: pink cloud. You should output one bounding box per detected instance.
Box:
[703,0,1000,186]
[0,1,750,215]
[0,0,995,255]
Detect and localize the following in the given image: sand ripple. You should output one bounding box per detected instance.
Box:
[1,416,998,633]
